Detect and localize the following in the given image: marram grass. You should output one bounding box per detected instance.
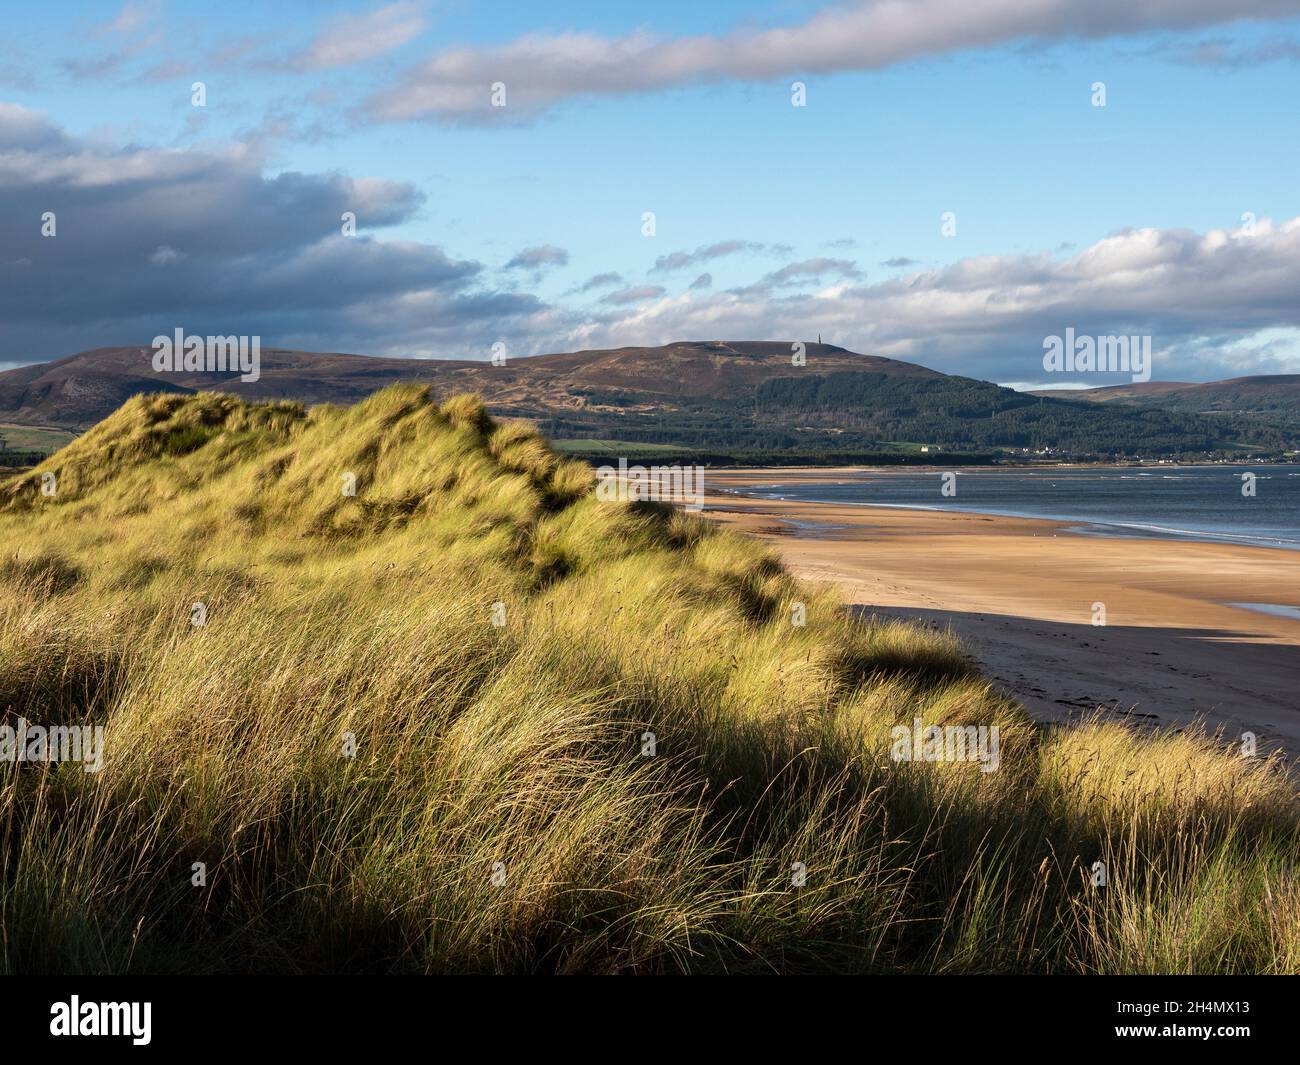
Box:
[0,385,1296,974]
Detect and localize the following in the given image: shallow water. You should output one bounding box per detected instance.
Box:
[719,465,1300,551]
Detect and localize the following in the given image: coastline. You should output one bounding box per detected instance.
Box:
[702,469,1300,755]
[703,464,1300,551]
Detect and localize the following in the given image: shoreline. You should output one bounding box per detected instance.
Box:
[714,490,1300,553]
[704,464,1300,552]
[701,472,1300,755]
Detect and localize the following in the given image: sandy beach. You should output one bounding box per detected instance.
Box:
[703,469,1300,754]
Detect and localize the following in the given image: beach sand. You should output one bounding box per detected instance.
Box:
[702,469,1300,754]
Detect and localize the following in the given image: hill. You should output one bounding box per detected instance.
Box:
[0,385,1297,973]
[0,345,473,428]
[2,342,1296,460]
[1030,375,1300,445]
[0,340,932,430]
[1030,375,1300,412]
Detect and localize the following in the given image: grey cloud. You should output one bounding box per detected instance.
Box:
[364,0,1300,124]
[573,271,623,293]
[768,258,861,284]
[602,285,666,305]
[689,273,712,290]
[505,244,570,270]
[650,240,783,274]
[734,257,862,295]
[0,106,567,362]
[1196,37,1300,66]
[881,257,919,268]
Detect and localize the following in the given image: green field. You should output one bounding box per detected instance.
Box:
[550,438,690,455]
[0,422,77,455]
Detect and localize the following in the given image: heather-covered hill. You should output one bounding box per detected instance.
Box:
[3,343,1293,459]
[0,340,928,429]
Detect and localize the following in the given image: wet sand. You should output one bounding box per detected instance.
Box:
[703,469,1300,753]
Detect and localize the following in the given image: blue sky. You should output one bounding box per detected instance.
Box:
[3,0,1300,386]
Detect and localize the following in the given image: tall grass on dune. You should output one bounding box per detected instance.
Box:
[0,384,1296,974]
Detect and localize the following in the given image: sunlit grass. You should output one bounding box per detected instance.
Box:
[0,384,1295,973]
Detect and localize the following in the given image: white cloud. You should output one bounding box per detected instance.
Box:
[148,245,183,266]
[95,0,162,38]
[366,0,1300,123]
[296,1,428,70]
[566,218,1300,382]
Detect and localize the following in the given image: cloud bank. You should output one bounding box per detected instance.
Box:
[0,105,565,360]
[572,220,1300,384]
[366,0,1300,123]
[4,106,1299,384]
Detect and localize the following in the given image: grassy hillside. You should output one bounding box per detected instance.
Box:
[1033,375,1300,414]
[1030,375,1300,448]
[8,342,1294,460]
[539,370,1297,459]
[1,385,1297,974]
[0,340,930,430]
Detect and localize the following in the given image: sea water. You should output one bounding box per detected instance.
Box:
[718,465,1300,551]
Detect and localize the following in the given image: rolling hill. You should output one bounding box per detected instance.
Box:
[1,342,1296,460]
[0,341,935,430]
[1031,375,1300,415]
[1029,375,1300,453]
